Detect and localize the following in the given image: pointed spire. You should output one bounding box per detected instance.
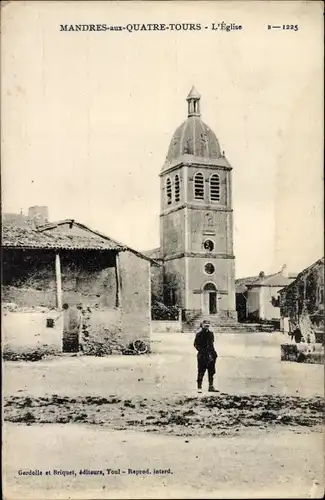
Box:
[187,85,201,100]
[186,85,201,117]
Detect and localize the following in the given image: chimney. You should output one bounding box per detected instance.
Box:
[281,264,288,278]
[28,206,49,227]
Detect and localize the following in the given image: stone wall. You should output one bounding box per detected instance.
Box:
[3,248,152,354]
[151,320,182,333]
[79,308,123,355]
[119,251,151,348]
[60,251,116,308]
[188,208,229,255]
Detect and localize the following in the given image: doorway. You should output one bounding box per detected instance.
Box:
[209,292,217,314]
[202,283,218,315]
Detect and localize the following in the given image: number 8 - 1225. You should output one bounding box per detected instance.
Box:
[283,24,299,31]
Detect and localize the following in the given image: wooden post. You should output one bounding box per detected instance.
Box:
[115,252,122,308]
[55,253,62,310]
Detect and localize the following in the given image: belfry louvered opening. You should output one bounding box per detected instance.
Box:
[210,174,220,202]
[194,172,204,200]
[166,177,172,205]
[175,175,180,202]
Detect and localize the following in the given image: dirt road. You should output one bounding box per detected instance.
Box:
[3,332,324,498]
[3,423,323,499]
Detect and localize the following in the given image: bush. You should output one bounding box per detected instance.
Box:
[2,346,59,362]
[151,301,179,321]
[81,339,114,356]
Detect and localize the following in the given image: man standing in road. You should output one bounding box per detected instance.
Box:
[194,320,218,393]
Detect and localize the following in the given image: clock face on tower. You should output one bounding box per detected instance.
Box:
[203,239,214,252]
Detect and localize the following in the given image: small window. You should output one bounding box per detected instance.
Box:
[194,172,204,200]
[166,177,172,205]
[203,240,214,252]
[175,175,180,202]
[210,174,220,202]
[204,263,215,275]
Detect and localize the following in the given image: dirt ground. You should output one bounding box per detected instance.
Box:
[3,332,325,499]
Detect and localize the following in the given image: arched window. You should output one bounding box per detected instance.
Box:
[210,174,220,202]
[194,172,204,200]
[203,282,217,292]
[175,174,180,202]
[166,177,172,205]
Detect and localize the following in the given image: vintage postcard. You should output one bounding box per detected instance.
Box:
[1,1,324,499]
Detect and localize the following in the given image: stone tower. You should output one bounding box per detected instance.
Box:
[160,86,237,324]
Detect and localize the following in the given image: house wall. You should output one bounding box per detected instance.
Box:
[2,248,151,353]
[2,308,63,354]
[60,251,117,308]
[119,251,151,346]
[247,288,261,319]
[260,286,282,321]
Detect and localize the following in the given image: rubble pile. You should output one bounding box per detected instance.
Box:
[4,393,323,436]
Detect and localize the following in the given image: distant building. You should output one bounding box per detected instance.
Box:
[235,265,297,323]
[144,87,237,330]
[279,258,324,337]
[2,206,158,353]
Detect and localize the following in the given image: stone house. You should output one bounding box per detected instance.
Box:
[235,266,297,323]
[279,258,324,336]
[2,207,158,354]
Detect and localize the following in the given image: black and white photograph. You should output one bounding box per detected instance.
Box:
[1,1,324,498]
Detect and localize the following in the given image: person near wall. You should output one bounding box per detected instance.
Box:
[62,303,82,353]
[194,319,218,393]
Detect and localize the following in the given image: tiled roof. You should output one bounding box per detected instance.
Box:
[1,222,125,251]
[235,276,262,293]
[2,219,161,265]
[235,271,298,293]
[253,273,295,287]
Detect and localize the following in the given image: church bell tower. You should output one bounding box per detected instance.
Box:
[160,87,237,323]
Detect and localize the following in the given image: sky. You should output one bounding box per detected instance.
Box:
[1,1,323,278]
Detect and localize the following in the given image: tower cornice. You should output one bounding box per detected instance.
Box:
[160,203,233,217]
[163,251,235,261]
[160,156,232,177]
